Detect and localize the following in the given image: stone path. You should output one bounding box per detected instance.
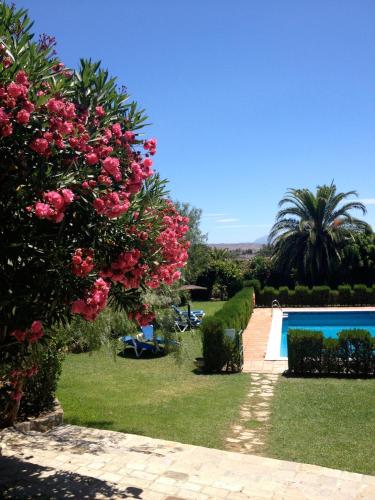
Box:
[242,308,287,374]
[226,373,278,454]
[1,424,374,499]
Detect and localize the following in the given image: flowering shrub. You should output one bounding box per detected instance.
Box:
[0,3,189,426]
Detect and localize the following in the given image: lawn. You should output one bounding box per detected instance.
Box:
[57,300,250,449]
[265,377,375,475]
[180,300,225,317]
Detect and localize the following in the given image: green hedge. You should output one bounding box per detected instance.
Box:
[202,287,254,373]
[288,329,375,376]
[257,284,375,307]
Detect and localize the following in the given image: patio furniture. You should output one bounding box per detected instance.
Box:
[172,305,203,331]
[121,325,162,358]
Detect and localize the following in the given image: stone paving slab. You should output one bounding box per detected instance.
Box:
[1,424,374,499]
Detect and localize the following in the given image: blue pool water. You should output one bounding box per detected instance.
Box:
[281,311,375,357]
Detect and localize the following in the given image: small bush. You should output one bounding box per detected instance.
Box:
[353,285,371,305]
[288,329,375,376]
[287,330,323,374]
[322,338,340,374]
[311,286,330,306]
[262,286,277,306]
[20,338,65,418]
[278,286,290,306]
[338,329,374,375]
[338,285,352,305]
[329,290,339,305]
[294,286,311,306]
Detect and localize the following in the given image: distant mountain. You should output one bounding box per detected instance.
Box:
[254,235,268,244]
[209,242,264,251]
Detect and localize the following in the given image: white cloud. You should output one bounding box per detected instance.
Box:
[218,224,272,229]
[359,198,375,205]
[202,212,229,218]
[216,218,238,223]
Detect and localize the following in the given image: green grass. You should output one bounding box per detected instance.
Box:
[265,377,375,475]
[180,300,225,317]
[57,300,250,449]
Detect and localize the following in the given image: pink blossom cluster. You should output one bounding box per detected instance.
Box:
[71,278,111,321]
[11,320,44,344]
[72,248,94,277]
[93,190,130,218]
[145,203,190,288]
[128,304,156,327]
[7,365,39,401]
[100,249,149,289]
[0,70,34,136]
[144,138,157,155]
[31,188,74,223]
[0,71,157,224]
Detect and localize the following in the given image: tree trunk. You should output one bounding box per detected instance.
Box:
[3,379,23,427]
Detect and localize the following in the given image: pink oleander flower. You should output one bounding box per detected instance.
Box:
[95,105,105,117]
[102,156,121,181]
[47,98,65,114]
[15,70,29,86]
[7,81,27,99]
[16,109,30,124]
[85,152,98,165]
[30,137,49,155]
[144,138,157,155]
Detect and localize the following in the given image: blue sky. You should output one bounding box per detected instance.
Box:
[19,0,375,243]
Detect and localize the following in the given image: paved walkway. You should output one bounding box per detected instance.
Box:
[242,308,287,374]
[226,373,278,454]
[1,425,374,499]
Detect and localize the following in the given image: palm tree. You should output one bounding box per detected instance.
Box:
[269,182,371,285]
[209,247,230,262]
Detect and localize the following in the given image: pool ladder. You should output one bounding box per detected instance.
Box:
[272,299,282,311]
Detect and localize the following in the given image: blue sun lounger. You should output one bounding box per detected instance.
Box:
[121,325,178,358]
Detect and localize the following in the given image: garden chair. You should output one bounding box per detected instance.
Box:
[172,305,202,330]
[172,305,205,320]
[121,325,161,358]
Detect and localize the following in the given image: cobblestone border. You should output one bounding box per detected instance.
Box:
[12,399,63,433]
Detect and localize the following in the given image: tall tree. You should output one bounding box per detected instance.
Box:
[174,202,208,283]
[269,182,371,285]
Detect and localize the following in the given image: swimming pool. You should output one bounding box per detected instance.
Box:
[265,309,375,360]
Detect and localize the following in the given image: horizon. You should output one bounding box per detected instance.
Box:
[18,0,375,243]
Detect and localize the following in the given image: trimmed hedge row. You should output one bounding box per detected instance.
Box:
[288,329,375,376]
[257,284,375,307]
[202,287,254,373]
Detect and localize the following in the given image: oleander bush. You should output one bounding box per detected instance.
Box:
[256,284,375,307]
[202,287,254,373]
[0,3,190,426]
[287,329,375,376]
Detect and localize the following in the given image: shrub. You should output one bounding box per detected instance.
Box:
[278,286,290,306]
[338,285,352,305]
[322,338,340,374]
[310,286,330,306]
[353,285,371,305]
[0,3,190,426]
[288,329,375,376]
[202,287,253,372]
[261,286,277,306]
[329,290,339,305]
[287,330,323,374]
[20,338,65,418]
[338,329,374,375]
[244,279,261,294]
[294,286,311,306]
